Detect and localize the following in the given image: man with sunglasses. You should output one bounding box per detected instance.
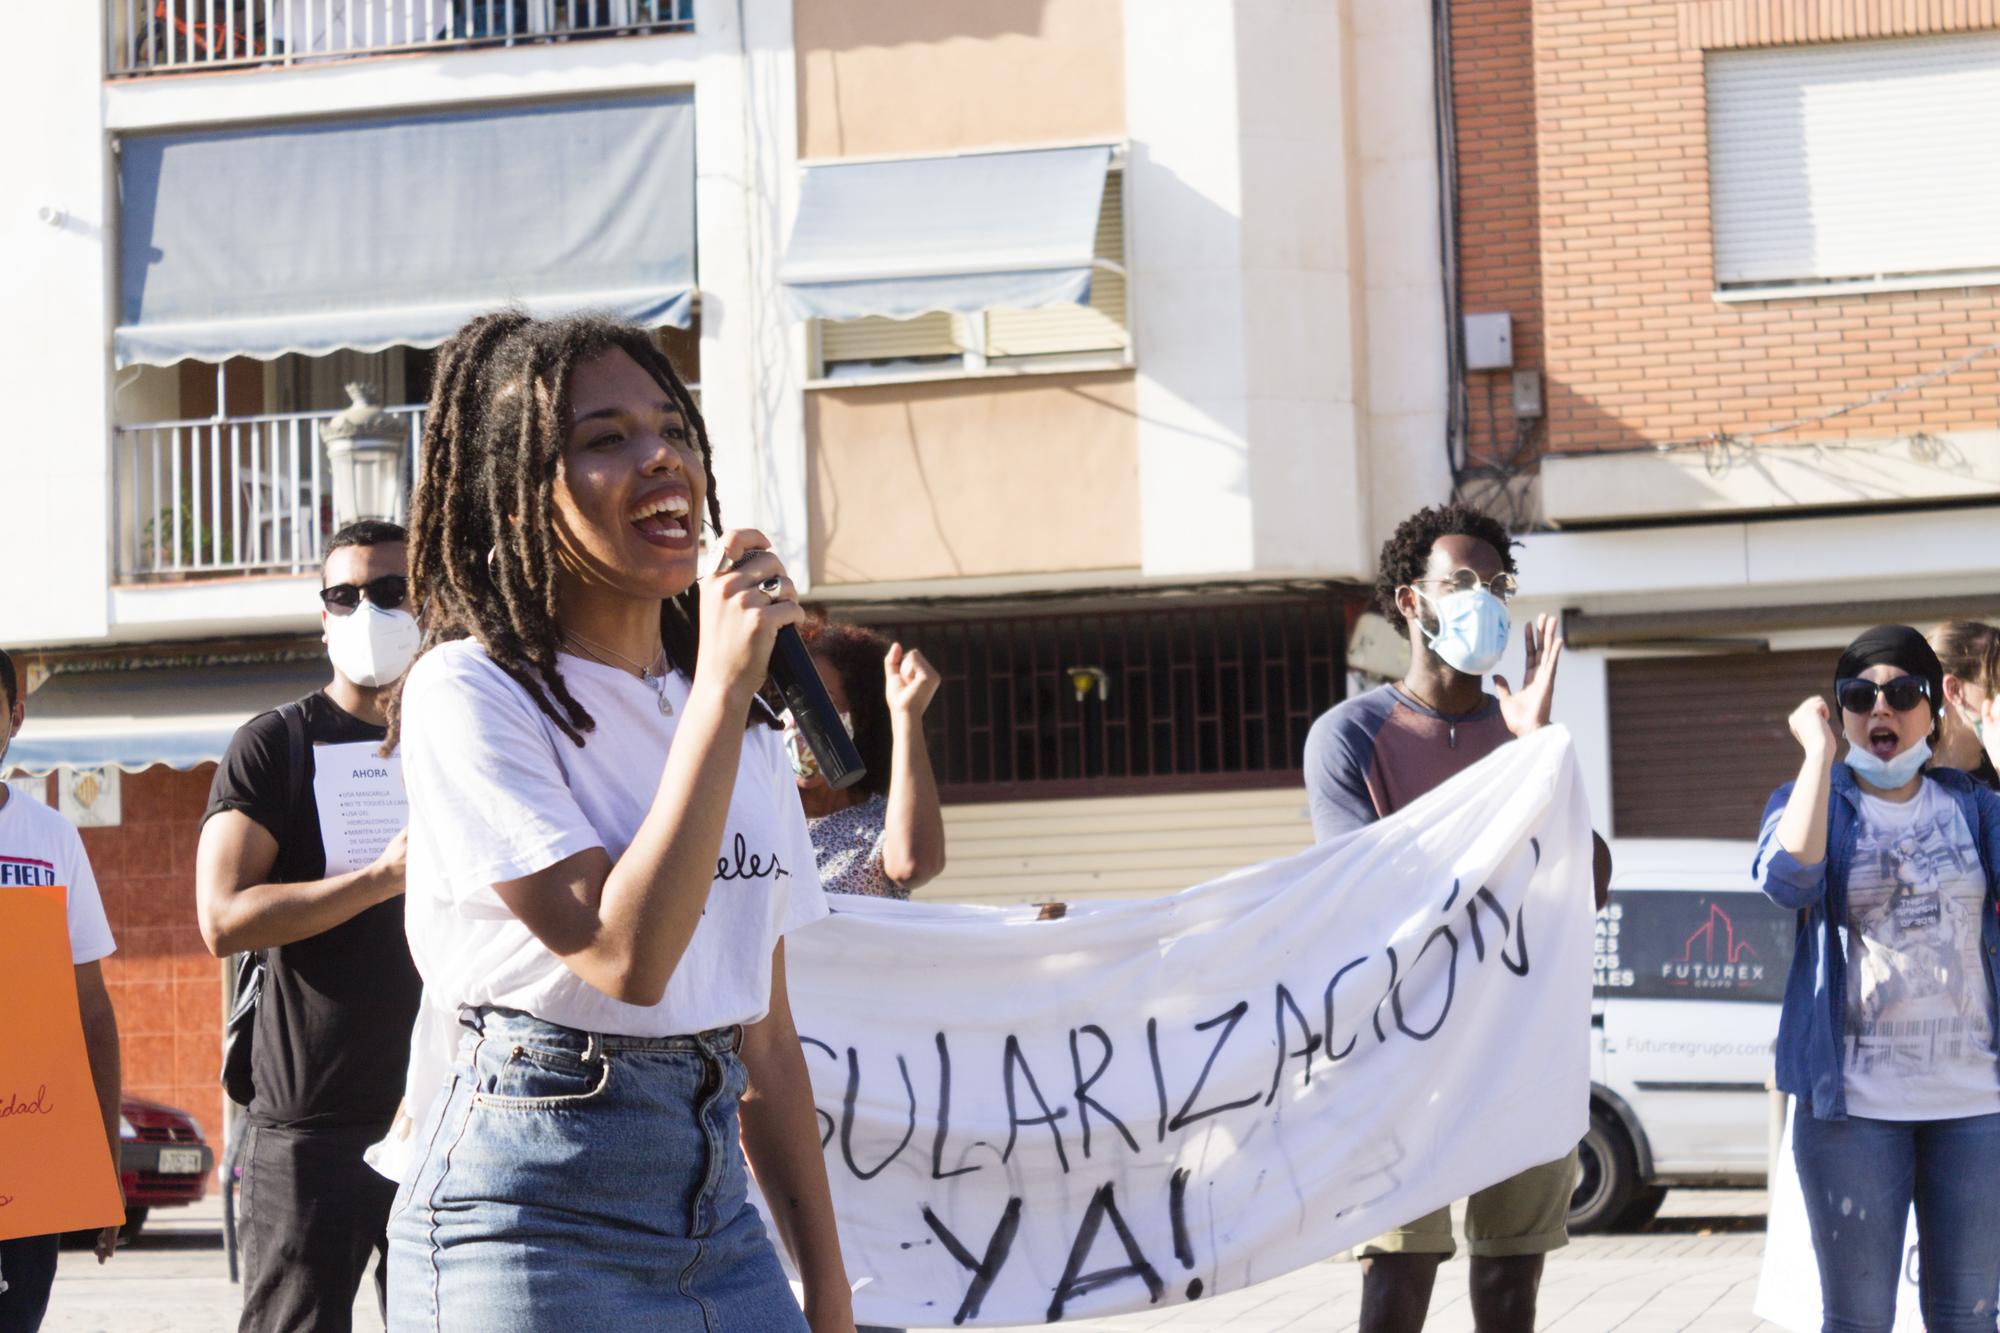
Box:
[1305,503,1609,1333]
[195,519,420,1332]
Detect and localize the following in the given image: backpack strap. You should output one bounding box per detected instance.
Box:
[278,699,308,828]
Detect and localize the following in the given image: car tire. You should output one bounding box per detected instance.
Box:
[1569,1106,1641,1234]
[120,1207,149,1243]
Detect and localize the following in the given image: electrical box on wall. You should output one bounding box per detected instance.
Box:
[1463,312,1513,370]
[1511,369,1543,419]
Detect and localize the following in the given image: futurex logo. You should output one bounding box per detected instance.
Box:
[1659,904,1765,989]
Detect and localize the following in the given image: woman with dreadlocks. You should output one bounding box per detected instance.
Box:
[375,312,852,1331]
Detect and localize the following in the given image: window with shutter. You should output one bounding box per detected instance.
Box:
[812,168,1130,380]
[986,171,1129,361]
[1707,32,2000,294]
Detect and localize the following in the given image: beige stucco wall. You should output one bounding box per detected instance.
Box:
[794,0,1124,159]
[807,372,1139,585]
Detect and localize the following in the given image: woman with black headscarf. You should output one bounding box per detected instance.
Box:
[1756,625,2000,1330]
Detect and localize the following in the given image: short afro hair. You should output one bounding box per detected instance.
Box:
[1373,503,1519,639]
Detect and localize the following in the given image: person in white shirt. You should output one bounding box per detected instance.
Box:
[375,312,851,1332]
[0,648,123,1333]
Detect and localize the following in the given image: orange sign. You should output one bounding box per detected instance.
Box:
[0,884,125,1242]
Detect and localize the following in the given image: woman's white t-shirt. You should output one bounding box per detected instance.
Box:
[375,638,827,1177]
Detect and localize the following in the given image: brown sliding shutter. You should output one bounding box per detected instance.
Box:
[1609,648,1840,839]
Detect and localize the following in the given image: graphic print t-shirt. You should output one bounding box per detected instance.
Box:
[205,692,421,1131]
[1303,683,1515,838]
[1841,781,2000,1120]
[0,790,115,965]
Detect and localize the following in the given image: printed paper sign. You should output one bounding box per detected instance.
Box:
[312,742,407,876]
[0,884,125,1242]
[777,726,1598,1327]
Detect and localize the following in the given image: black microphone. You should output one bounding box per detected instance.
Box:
[768,621,868,790]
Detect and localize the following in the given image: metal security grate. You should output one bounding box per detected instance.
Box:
[860,598,1349,802]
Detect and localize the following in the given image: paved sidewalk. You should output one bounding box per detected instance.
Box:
[40,1190,1779,1332]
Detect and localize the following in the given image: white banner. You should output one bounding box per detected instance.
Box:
[781,726,1597,1327]
[1755,1099,1929,1332]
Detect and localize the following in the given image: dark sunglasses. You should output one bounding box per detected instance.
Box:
[319,574,409,614]
[1835,675,1931,714]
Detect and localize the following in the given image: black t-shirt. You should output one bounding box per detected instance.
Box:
[205,691,420,1131]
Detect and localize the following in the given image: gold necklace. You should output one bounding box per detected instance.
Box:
[562,628,674,716]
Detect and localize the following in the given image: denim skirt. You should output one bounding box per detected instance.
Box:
[386,1006,809,1332]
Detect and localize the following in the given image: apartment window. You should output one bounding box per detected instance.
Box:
[813,170,1130,380]
[1707,32,2000,296]
[780,145,1131,385]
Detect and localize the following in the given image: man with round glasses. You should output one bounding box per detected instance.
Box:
[1305,503,1609,1333]
[195,519,420,1332]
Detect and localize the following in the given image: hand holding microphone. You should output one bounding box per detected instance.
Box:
[702,530,867,790]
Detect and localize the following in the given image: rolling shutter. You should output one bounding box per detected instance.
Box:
[817,311,967,365]
[916,787,1315,907]
[1707,32,2000,286]
[1609,648,1840,839]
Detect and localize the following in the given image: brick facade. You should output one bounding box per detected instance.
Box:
[1455,0,2000,459]
[1452,0,1544,468]
[21,766,228,1161]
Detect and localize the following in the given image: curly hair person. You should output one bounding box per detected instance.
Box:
[796,618,895,799]
[1372,502,1520,639]
[383,310,756,751]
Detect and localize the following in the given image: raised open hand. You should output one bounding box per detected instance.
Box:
[1493,613,1564,739]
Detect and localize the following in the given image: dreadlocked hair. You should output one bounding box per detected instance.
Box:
[384,310,726,752]
[1373,502,1520,639]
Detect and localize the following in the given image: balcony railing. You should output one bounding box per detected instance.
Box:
[114,405,423,582]
[108,0,693,78]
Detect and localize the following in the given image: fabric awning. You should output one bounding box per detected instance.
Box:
[6,661,331,776]
[116,94,696,367]
[779,145,1113,322]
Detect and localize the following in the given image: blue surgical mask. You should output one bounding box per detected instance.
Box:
[1414,588,1510,676]
[1846,737,1932,789]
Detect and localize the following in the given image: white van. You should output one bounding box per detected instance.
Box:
[1569,838,1793,1232]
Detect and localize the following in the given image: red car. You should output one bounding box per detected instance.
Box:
[65,1095,215,1244]
[119,1095,215,1231]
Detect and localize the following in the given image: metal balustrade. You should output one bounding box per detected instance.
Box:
[113,405,423,581]
[107,0,692,77]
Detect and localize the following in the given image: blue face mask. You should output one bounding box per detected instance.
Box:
[1414,588,1510,676]
[1846,737,1931,789]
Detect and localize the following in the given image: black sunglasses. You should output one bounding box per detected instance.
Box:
[1835,676,1931,714]
[319,575,409,614]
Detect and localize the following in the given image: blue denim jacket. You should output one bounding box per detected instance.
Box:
[1753,764,2000,1121]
